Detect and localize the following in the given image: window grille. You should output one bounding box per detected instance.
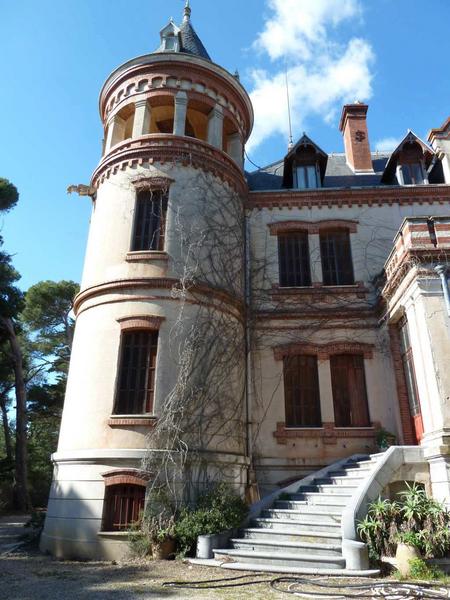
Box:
[102,484,145,531]
[320,230,354,285]
[132,190,168,252]
[283,355,322,427]
[278,232,312,287]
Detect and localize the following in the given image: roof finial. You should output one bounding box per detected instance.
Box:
[184,0,191,20]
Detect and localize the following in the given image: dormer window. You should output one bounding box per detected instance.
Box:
[398,162,426,185]
[164,34,177,50]
[282,134,328,190]
[295,165,319,189]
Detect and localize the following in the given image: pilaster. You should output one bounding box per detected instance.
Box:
[207,104,224,149]
[227,133,243,168]
[173,91,188,136]
[132,99,151,138]
[309,233,324,284]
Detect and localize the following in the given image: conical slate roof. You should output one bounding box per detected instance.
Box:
[179,12,211,60]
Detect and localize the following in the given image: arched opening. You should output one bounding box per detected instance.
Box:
[186,99,210,141]
[149,96,175,134]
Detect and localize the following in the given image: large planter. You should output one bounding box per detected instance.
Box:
[396,543,421,577]
[196,534,221,559]
[151,538,176,560]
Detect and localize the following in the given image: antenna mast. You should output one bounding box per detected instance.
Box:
[285,62,294,151]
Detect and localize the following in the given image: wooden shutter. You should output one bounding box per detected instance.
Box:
[331,354,370,427]
[320,230,354,285]
[115,331,158,414]
[132,190,168,251]
[278,233,311,287]
[283,355,321,427]
[102,485,145,531]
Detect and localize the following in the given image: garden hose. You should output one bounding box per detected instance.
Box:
[163,574,450,598]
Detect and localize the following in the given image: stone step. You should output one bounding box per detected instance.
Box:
[289,493,351,506]
[213,549,346,570]
[218,561,380,577]
[262,509,341,528]
[306,484,358,494]
[241,527,341,543]
[230,538,342,557]
[274,501,344,514]
[329,468,372,477]
[251,518,342,537]
[314,476,363,486]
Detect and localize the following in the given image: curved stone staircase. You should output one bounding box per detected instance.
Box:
[213,453,384,575]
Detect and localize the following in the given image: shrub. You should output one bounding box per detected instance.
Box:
[408,558,445,581]
[358,483,450,562]
[174,483,248,556]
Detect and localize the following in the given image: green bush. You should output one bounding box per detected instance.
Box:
[408,558,445,581]
[358,483,450,562]
[174,483,248,556]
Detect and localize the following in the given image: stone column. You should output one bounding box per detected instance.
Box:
[104,114,125,153]
[132,99,151,138]
[309,234,324,284]
[227,133,243,168]
[173,92,188,137]
[207,105,224,149]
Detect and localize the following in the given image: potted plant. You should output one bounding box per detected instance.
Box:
[396,532,422,577]
[143,513,176,560]
[376,428,397,450]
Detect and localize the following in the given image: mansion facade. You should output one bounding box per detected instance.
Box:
[41,5,450,560]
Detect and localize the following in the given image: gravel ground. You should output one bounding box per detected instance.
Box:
[0,548,389,600]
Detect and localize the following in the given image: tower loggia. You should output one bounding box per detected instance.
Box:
[41,4,253,561]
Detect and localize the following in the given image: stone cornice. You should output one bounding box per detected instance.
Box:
[247,184,450,210]
[91,134,248,196]
[73,277,244,316]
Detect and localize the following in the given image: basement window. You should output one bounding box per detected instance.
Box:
[102,484,145,531]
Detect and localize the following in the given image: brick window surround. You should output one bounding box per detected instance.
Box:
[110,316,164,424]
[101,470,149,532]
[269,220,358,236]
[274,341,374,362]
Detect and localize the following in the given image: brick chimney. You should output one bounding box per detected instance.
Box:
[339,103,374,173]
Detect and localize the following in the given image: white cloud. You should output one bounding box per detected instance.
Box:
[247,0,375,152]
[374,137,401,152]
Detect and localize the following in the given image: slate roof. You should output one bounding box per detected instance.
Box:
[246,153,391,191]
[179,16,211,61]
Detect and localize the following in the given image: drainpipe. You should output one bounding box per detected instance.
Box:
[244,210,255,498]
[435,265,450,317]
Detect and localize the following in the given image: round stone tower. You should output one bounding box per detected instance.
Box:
[41,3,253,561]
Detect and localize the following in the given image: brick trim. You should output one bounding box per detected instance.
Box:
[102,469,150,487]
[273,421,380,445]
[117,315,165,331]
[274,341,374,361]
[248,185,450,210]
[107,417,157,427]
[269,220,358,235]
[388,324,416,445]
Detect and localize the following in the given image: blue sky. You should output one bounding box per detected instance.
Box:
[1,0,449,290]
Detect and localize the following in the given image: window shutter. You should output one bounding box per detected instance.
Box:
[283,355,321,427]
[331,354,370,427]
[278,233,311,287]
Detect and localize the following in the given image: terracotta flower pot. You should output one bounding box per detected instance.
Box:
[396,543,421,577]
[151,538,176,560]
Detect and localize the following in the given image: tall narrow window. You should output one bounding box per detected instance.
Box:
[320,230,354,285]
[399,317,423,442]
[283,355,321,427]
[296,165,319,189]
[331,354,370,427]
[114,330,158,415]
[132,190,168,252]
[278,232,311,287]
[102,484,145,531]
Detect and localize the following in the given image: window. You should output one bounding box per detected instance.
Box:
[401,163,425,185]
[114,330,158,415]
[399,319,421,418]
[102,484,145,531]
[320,230,354,286]
[330,354,370,427]
[296,165,319,189]
[132,190,168,252]
[283,355,322,427]
[278,232,311,287]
